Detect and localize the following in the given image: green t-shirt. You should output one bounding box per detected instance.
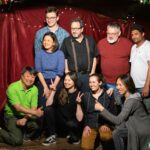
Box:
[5,80,38,117]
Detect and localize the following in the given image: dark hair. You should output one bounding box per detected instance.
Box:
[21,66,37,76]
[59,72,78,105]
[71,18,84,28]
[107,22,121,31]
[89,73,105,84]
[117,74,136,94]
[45,6,59,16]
[131,23,145,33]
[42,32,59,51]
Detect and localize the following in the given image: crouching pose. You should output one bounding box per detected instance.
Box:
[0,66,43,145]
[95,74,150,150]
[81,74,117,150]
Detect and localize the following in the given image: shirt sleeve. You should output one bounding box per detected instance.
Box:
[34,31,42,55]
[35,51,42,72]
[90,36,99,58]
[60,38,68,59]
[56,51,65,77]
[100,98,137,125]
[6,85,20,105]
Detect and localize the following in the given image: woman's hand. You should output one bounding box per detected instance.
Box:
[76,92,84,104]
[95,101,104,112]
[83,126,91,137]
[100,125,111,132]
[43,87,50,98]
[49,79,56,91]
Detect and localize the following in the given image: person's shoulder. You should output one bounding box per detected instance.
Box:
[120,37,132,44]
[144,40,150,47]
[97,37,107,45]
[31,85,38,92]
[58,26,69,34]
[7,80,21,92]
[36,26,49,35]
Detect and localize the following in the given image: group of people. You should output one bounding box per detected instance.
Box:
[0,6,150,150]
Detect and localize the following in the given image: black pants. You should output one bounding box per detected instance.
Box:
[112,127,128,150]
[37,105,56,137]
[56,109,82,139]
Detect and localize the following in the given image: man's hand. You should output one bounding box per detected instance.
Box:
[16,118,27,126]
[142,85,149,97]
[34,107,44,117]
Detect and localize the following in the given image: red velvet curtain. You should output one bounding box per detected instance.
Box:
[0,6,133,111]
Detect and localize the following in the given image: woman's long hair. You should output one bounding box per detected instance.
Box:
[117,74,136,94]
[59,72,78,105]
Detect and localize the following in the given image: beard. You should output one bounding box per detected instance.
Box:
[107,37,118,44]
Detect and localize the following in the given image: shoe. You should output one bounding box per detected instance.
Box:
[42,135,56,146]
[66,135,71,139]
[67,136,80,144]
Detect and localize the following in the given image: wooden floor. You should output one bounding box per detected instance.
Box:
[0,138,102,150]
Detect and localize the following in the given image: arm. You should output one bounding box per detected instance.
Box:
[90,57,97,75]
[46,76,61,106]
[95,98,137,125]
[37,72,49,98]
[34,32,42,54]
[65,59,70,74]
[142,61,150,97]
[13,104,43,117]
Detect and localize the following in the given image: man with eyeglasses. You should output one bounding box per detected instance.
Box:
[61,18,99,93]
[97,22,132,106]
[34,6,69,55]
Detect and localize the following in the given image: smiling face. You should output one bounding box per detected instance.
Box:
[71,21,83,39]
[21,71,36,89]
[106,26,121,44]
[42,35,54,51]
[89,76,102,93]
[131,29,145,45]
[116,78,128,96]
[45,12,59,28]
[64,74,75,90]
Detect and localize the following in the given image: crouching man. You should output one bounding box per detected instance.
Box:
[0,66,43,145]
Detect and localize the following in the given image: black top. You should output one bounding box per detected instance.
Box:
[82,90,117,128]
[56,90,79,121]
[61,35,99,72]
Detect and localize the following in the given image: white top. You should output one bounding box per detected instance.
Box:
[130,40,150,88]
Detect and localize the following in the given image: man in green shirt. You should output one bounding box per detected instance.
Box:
[0,66,43,145]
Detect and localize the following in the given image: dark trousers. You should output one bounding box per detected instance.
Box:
[36,105,56,137]
[112,127,128,150]
[77,73,90,93]
[56,109,82,139]
[0,115,38,145]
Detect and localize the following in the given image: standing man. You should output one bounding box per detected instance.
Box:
[34,6,69,54]
[130,24,150,113]
[97,22,132,105]
[0,66,43,145]
[61,18,99,92]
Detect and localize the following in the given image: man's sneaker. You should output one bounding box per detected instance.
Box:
[67,136,80,144]
[42,135,56,146]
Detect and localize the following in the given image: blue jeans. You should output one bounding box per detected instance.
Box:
[106,83,122,106]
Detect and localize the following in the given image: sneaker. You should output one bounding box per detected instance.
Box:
[67,136,80,144]
[42,135,56,146]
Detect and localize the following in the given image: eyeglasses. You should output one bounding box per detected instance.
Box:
[71,27,82,31]
[46,17,57,20]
